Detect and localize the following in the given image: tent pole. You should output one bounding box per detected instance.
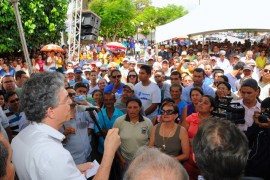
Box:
[202,34,205,46]
[188,35,191,47]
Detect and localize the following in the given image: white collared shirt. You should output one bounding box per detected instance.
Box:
[11,122,86,180]
[234,99,261,131]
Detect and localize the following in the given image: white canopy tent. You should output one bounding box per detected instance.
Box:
[155,0,270,43]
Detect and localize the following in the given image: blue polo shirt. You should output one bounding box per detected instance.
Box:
[94,108,124,154]
[0,67,16,77]
[104,82,125,95]
[181,84,214,103]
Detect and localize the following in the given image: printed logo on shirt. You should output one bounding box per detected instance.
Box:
[141,127,147,134]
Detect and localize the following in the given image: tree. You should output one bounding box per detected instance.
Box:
[89,0,136,41]
[0,0,68,54]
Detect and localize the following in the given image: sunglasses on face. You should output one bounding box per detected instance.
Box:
[128,75,136,78]
[111,75,122,79]
[263,69,270,73]
[161,109,175,115]
[10,98,19,103]
[68,93,76,97]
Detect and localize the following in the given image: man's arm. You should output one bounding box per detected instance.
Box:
[145,103,158,116]
[93,128,120,180]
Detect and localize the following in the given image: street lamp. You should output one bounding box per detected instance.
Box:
[10,0,32,74]
[136,22,144,41]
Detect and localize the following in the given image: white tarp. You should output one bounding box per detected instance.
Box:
[155,0,270,43]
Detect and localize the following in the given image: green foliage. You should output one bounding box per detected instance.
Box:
[0,0,68,53]
[89,0,188,41]
[89,0,136,41]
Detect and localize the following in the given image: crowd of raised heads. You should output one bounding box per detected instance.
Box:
[0,37,270,180]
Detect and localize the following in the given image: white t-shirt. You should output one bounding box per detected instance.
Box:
[134,82,161,120]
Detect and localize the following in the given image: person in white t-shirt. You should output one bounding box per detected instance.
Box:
[135,65,161,120]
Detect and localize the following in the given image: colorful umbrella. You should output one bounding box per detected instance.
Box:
[105,42,127,51]
[41,44,65,53]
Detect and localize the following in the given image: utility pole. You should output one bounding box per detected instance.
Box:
[10,0,32,74]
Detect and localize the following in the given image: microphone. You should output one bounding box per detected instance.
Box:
[76,105,100,112]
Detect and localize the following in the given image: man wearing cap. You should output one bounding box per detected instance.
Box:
[137,59,146,70]
[128,58,137,72]
[120,58,130,83]
[225,61,245,92]
[161,60,170,77]
[216,50,230,74]
[66,69,75,82]
[158,45,169,60]
[147,57,155,66]
[144,47,152,60]
[114,83,135,114]
[69,68,89,87]
[180,51,187,61]
[235,65,253,91]
[82,66,92,81]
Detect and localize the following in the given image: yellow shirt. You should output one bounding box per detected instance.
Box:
[256,56,267,69]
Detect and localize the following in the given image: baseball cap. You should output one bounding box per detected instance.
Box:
[243,65,253,71]
[234,55,240,59]
[162,59,169,63]
[129,58,136,64]
[74,68,83,73]
[123,58,129,62]
[137,59,146,65]
[245,60,256,67]
[66,69,74,74]
[123,83,135,91]
[181,51,187,56]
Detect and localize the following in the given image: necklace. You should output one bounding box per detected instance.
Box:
[162,124,175,150]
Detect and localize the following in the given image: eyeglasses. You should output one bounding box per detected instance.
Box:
[128,75,136,78]
[161,109,175,115]
[10,98,19,103]
[263,69,270,73]
[111,75,122,79]
[3,80,14,84]
[217,87,228,91]
[68,93,76,97]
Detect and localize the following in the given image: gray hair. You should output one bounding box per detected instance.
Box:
[20,72,65,123]
[124,146,189,180]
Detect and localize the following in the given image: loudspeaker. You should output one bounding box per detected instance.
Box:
[81,35,98,42]
[81,11,101,43]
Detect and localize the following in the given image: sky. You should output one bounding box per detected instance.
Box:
[151,0,200,11]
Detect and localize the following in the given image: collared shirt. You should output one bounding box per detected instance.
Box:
[233,99,261,131]
[94,108,124,154]
[69,78,89,87]
[181,84,215,103]
[11,122,86,180]
[62,107,94,164]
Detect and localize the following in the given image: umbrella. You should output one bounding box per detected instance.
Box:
[105,42,127,51]
[41,44,64,53]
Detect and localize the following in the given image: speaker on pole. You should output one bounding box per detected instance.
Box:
[81,10,101,43]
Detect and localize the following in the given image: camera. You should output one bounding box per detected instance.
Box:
[258,108,270,123]
[212,96,245,124]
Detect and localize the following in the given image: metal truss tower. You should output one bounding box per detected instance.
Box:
[68,0,82,60]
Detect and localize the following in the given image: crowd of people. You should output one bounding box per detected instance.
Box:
[0,38,270,180]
